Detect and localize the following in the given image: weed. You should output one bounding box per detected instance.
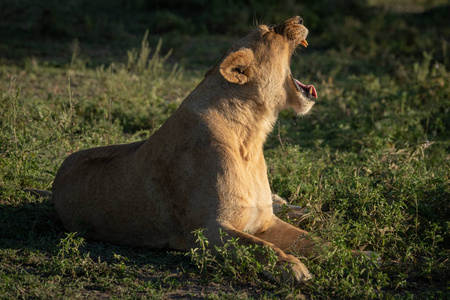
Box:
[189,229,281,285]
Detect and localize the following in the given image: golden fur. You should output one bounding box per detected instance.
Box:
[53,16,321,283]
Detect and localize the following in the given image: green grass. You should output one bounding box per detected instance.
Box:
[1,2,450,298]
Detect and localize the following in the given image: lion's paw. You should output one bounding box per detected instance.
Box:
[275,254,312,285]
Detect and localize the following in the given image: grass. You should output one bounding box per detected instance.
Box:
[1,2,450,298]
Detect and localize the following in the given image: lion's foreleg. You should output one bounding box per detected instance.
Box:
[206,224,312,284]
[253,217,321,257]
[254,217,378,261]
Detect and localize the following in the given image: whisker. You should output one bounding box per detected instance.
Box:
[258,15,267,26]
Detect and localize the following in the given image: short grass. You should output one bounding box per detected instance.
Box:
[1,3,449,299]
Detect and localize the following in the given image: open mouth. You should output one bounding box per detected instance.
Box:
[291,39,317,100]
[291,74,317,99]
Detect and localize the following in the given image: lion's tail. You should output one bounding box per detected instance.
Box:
[24,188,52,199]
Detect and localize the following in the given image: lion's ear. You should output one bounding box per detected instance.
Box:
[219,49,254,84]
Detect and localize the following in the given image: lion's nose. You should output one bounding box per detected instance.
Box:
[296,16,304,25]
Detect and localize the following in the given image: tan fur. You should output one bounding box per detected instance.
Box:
[53,16,319,284]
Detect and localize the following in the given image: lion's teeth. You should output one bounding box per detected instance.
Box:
[309,87,313,94]
[300,39,308,48]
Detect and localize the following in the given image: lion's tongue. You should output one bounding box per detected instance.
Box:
[294,78,317,99]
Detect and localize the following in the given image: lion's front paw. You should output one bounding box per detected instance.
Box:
[264,254,312,285]
[278,254,312,285]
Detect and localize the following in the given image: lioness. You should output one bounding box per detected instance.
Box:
[53,16,320,283]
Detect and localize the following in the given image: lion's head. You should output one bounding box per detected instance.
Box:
[215,16,317,115]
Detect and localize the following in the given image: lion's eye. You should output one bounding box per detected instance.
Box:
[260,25,274,34]
[262,27,273,37]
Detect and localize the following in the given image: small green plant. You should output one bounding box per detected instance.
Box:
[54,232,90,275]
[189,228,213,274]
[112,253,131,276]
[188,229,281,284]
[304,242,388,298]
[57,232,86,260]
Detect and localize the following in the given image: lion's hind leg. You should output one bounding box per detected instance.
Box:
[272,194,309,221]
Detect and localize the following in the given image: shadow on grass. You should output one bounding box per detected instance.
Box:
[0,197,275,298]
[0,197,188,268]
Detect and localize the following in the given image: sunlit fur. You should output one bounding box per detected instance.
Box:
[53,16,318,284]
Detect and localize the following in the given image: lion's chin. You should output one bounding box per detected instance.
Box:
[292,98,315,116]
